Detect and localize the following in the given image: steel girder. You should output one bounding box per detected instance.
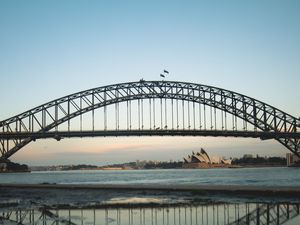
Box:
[1,130,300,140]
[0,80,299,160]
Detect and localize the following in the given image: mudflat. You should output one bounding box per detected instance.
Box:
[1,183,300,209]
[1,183,300,197]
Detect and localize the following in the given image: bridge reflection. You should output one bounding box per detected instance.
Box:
[1,202,299,225]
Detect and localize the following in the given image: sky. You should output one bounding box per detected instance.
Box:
[0,0,299,166]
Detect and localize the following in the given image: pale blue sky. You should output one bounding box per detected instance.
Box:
[0,1,299,165]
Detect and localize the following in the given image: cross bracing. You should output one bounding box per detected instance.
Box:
[0,80,299,160]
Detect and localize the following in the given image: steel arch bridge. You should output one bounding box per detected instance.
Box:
[0,80,300,161]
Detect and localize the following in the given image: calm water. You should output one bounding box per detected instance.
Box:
[1,168,300,224]
[1,167,300,186]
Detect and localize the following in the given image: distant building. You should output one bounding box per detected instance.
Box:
[211,156,222,164]
[243,154,253,159]
[286,153,300,167]
[183,148,211,164]
[221,158,232,165]
[183,148,231,169]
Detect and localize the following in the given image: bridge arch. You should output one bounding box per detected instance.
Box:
[1,80,299,160]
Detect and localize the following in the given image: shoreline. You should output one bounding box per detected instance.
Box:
[28,165,289,172]
[1,183,300,196]
[1,183,300,209]
[25,164,291,172]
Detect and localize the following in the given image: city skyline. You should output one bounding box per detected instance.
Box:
[1,1,300,165]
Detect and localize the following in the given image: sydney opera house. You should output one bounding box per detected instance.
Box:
[183,148,232,168]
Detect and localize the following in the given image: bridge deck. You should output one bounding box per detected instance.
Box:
[1,130,300,140]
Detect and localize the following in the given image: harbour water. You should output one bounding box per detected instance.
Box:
[1,167,300,224]
[0,167,300,186]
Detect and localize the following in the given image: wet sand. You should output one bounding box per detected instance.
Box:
[1,183,300,209]
[1,183,300,196]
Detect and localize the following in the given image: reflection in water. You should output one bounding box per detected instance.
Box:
[0,203,299,225]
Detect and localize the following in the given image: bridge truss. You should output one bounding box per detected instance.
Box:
[1,80,299,160]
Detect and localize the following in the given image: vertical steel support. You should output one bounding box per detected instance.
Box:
[210,105,213,130]
[67,98,70,132]
[115,90,119,131]
[149,98,152,130]
[165,98,167,129]
[263,104,268,131]
[277,204,280,225]
[193,90,195,130]
[138,98,141,130]
[267,204,270,225]
[55,103,58,132]
[253,100,257,131]
[188,99,190,129]
[176,96,179,129]
[93,209,95,225]
[164,84,167,129]
[273,109,277,132]
[127,95,129,130]
[199,102,202,130]
[203,103,206,130]
[214,107,217,131]
[182,100,185,130]
[256,204,260,225]
[171,87,174,130]
[80,97,82,131]
[42,110,45,130]
[104,91,107,131]
[153,98,155,129]
[141,98,144,130]
[242,98,247,130]
[92,92,95,131]
[160,98,163,129]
